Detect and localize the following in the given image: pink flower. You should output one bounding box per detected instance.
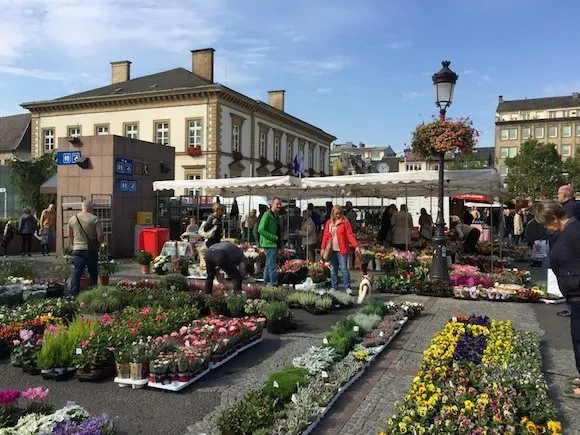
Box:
[0,390,20,405]
[19,329,34,341]
[179,326,188,336]
[99,313,112,325]
[89,330,95,338]
[22,386,49,401]
[218,327,227,334]
[141,307,151,316]
[81,340,89,349]
[12,340,20,346]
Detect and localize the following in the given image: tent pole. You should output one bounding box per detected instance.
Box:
[489,181,493,272]
[405,185,409,251]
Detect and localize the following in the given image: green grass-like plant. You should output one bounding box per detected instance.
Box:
[262,366,309,401]
[159,273,188,292]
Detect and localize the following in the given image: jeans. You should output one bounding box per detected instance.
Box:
[571,301,580,375]
[330,251,351,290]
[70,250,98,296]
[263,247,278,286]
[205,249,242,294]
[21,234,32,254]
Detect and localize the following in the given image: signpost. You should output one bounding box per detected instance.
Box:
[0,188,6,219]
[117,179,137,193]
[57,151,82,165]
[115,158,133,176]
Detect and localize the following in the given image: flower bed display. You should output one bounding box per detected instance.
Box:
[216,300,424,434]
[384,315,562,434]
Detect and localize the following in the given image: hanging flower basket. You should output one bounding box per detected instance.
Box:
[232,150,243,162]
[187,146,202,157]
[274,159,283,169]
[411,117,479,159]
[260,156,269,167]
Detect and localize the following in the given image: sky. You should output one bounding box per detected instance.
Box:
[1,0,580,153]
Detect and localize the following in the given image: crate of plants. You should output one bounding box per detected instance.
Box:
[113,338,155,389]
[285,290,333,315]
[278,259,309,285]
[216,300,424,435]
[262,300,294,334]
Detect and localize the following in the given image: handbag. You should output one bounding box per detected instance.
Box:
[198,219,217,240]
[321,240,333,261]
[76,215,99,252]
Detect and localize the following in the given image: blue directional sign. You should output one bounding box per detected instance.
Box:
[57,151,82,165]
[117,179,137,193]
[115,157,133,176]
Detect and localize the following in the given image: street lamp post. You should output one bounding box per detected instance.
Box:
[430,61,458,282]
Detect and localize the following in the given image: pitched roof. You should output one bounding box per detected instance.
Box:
[497,94,580,112]
[0,113,31,152]
[56,68,211,101]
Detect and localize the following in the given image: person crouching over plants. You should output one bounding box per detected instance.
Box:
[204,241,246,295]
[449,215,480,254]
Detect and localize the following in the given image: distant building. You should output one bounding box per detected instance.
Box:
[495,92,580,177]
[330,142,398,174]
[0,113,31,164]
[399,146,495,172]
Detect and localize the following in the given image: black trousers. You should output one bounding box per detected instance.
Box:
[463,228,480,254]
[204,249,242,295]
[21,234,32,254]
[571,300,580,376]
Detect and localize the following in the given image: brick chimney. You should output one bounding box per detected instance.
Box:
[111,61,131,84]
[191,48,215,83]
[268,90,285,111]
[498,95,504,103]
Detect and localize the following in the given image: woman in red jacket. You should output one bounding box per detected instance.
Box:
[321,205,361,294]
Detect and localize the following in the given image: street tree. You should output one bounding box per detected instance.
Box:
[8,152,57,215]
[504,140,564,199]
[563,148,580,191]
[447,152,488,170]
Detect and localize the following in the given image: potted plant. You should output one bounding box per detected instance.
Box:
[226,294,247,318]
[274,159,283,169]
[187,145,202,157]
[114,345,131,379]
[129,339,152,380]
[97,248,119,285]
[263,301,290,335]
[136,250,153,274]
[410,116,478,158]
[260,156,269,167]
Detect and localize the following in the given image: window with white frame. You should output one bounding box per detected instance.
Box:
[299,143,304,157]
[95,124,109,135]
[562,125,572,137]
[500,128,517,140]
[523,112,531,120]
[576,124,580,137]
[536,111,543,119]
[319,149,325,172]
[274,136,281,161]
[43,129,54,152]
[499,165,508,176]
[68,127,81,138]
[510,113,518,120]
[232,124,240,152]
[125,124,138,139]
[259,132,267,157]
[548,126,558,138]
[534,126,544,139]
[287,140,293,163]
[406,163,422,171]
[187,119,202,147]
[522,127,531,139]
[500,147,517,158]
[548,111,557,119]
[155,122,169,145]
[562,144,572,157]
[186,173,201,197]
[308,146,314,168]
[561,110,568,117]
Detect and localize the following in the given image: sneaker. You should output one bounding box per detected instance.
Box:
[346,288,354,295]
[330,288,338,293]
[557,310,571,317]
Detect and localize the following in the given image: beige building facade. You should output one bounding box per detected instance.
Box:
[22,49,335,194]
[495,93,580,176]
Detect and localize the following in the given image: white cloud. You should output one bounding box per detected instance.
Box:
[402,91,429,100]
[288,57,350,78]
[315,87,332,94]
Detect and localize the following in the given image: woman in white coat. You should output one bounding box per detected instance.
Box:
[391,204,413,250]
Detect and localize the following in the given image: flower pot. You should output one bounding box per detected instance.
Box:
[54,367,66,375]
[116,363,131,379]
[98,276,110,286]
[375,259,382,271]
[41,369,54,375]
[80,275,90,291]
[140,264,151,274]
[178,373,189,382]
[130,362,143,380]
[266,319,285,335]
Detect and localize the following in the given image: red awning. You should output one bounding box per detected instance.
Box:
[452,194,489,203]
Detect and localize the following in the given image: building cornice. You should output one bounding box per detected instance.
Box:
[496,117,580,126]
[22,84,337,144]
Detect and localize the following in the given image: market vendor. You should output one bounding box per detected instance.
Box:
[204,241,246,294]
[450,215,480,254]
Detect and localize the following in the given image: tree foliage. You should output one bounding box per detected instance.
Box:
[447,152,488,170]
[504,140,564,199]
[332,159,345,176]
[563,149,580,192]
[8,153,57,215]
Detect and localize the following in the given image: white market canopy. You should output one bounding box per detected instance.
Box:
[152,169,503,199]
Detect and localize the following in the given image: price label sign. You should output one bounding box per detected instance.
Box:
[323,338,328,344]
[353,325,360,332]
[321,371,328,378]
[76,348,82,355]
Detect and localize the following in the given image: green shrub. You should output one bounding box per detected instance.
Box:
[216,389,278,435]
[326,331,358,358]
[262,301,290,321]
[159,273,188,292]
[77,286,129,314]
[361,298,386,317]
[262,366,309,401]
[227,294,247,316]
[261,286,287,302]
[206,295,228,315]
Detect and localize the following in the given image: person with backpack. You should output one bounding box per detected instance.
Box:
[18,207,37,257]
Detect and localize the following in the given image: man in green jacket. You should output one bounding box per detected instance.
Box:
[258,197,283,285]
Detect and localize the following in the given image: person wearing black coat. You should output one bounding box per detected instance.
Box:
[377,204,397,246]
[534,200,580,398]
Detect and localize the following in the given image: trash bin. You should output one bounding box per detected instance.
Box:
[138,228,170,258]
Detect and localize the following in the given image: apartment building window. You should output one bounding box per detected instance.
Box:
[536,111,543,119]
[562,125,572,137]
[319,149,325,173]
[273,137,281,161]
[155,121,170,145]
[43,129,55,152]
[187,119,202,147]
[232,124,240,152]
[548,111,557,119]
[548,126,558,138]
[259,132,267,158]
[67,126,81,138]
[510,113,518,121]
[406,163,422,171]
[499,165,508,176]
[287,140,293,163]
[299,143,305,158]
[562,144,572,157]
[576,124,580,137]
[95,124,109,135]
[185,173,202,197]
[308,146,314,168]
[124,123,138,139]
[523,112,531,120]
[561,110,568,118]
[522,127,531,139]
[500,147,517,158]
[500,128,517,140]
[534,127,544,139]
